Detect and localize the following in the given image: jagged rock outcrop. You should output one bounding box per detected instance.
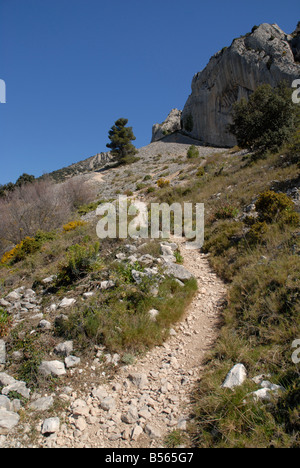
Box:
[151,108,182,142]
[180,23,300,147]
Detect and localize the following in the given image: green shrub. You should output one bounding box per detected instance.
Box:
[77,201,103,216]
[245,221,269,245]
[196,167,205,177]
[187,145,200,159]
[229,83,299,153]
[147,187,155,194]
[255,191,298,224]
[56,242,100,286]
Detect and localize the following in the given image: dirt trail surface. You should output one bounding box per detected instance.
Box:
[39,240,226,449]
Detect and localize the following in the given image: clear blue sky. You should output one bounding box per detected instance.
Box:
[0,0,298,184]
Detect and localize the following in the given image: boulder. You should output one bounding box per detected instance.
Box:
[0,373,16,387]
[128,373,149,390]
[144,424,162,439]
[38,360,66,377]
[54,341,73,357]
[0,409,20,435]
[164,262,193,282]
[30,396,54,412]
[2,381,30,400]
[100,396,116,412]
[148,309,159,321]
[5,291,21,302]
[41,417,60,435]
[222,364,247,389]
[58,298,76,309]
[0,396,11,411]
[65,356,81,369]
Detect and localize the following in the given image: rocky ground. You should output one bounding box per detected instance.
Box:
[0,237,227,448]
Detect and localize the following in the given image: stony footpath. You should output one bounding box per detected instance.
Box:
[38,240,226,448]
[0,239,227,448]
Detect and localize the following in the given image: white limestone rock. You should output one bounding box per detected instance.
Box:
[0,409,20,435]
[181,23,300,147]
[222,364,247,389]
[38,360,66,377]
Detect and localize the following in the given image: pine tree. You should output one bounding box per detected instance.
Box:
[106,118,137,163]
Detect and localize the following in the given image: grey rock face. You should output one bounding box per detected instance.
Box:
[152,108,182,142]
[181,23,300,147]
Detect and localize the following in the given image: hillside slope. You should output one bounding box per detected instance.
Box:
[0,137,299,448]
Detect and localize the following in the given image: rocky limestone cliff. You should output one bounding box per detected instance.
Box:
[151,108,182,143]
[178,23,300,147]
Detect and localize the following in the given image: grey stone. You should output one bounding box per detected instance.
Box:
[131,424,143,441]
[10,400,22,413]
[30,396,54,412]
[121,406,139,424]
[100,280,115,290]
[0,299,11,308]
[38,360,66,377]
[0,373,16,387]
[2,381,30,400]
[83,292,95,299]
[0,396,11,411]
[41,417,60,435]
[11,351,23,362]
[5,291,21,302]
[164,262,193,282]
[222,364,247,389]
[128,373,149,389]
[0,409,20,434]
[144,424,162,439]
[251,388,272,402]
[54,341,73,357]
[42,275,56,284]
[160,244,174,257]
[58,298,76,308]
[148,309,159,321]
[131,270,144,285]
[100,396,116,412]
[65,356,81,368]
[91,386,108,400]
[38,320,52,330]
